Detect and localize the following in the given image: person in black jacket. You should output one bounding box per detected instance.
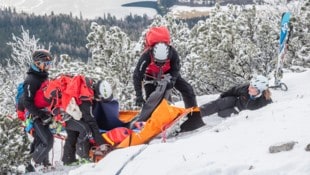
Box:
[133,42,205,131]
[200,75,272,118]
[43,76,111,165]
[22,49,54,168]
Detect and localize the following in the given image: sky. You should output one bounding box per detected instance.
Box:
[25,68,310,175]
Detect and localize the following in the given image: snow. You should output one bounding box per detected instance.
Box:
[35,69,310,175]
[0,0,157,19]
[0,0,301,20]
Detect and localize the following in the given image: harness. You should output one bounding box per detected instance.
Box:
[145,52,170,83]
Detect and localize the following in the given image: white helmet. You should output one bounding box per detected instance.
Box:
[153,43,169,63]
[95,80,113,101]
[250,75,269,92]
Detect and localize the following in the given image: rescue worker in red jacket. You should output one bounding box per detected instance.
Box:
[133,42,205,131]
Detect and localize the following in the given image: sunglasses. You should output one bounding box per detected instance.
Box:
[43,61,53,66]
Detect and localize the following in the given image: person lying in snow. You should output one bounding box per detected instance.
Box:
[199,75,272,118]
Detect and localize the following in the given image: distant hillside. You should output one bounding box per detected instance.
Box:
[0,8,152,63]
[0,7,209,63]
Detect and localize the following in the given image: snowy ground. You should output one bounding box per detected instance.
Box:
[30,69,310,175]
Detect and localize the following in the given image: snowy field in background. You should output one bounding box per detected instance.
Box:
[0,0,157,19]
[32,68,310,175]
[0,0,302,20]
[170,1,302,18]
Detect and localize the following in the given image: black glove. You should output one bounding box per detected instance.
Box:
[166,78,176,89]
[41,113,53,125]
[220,92,226,98]
[135,96,145,107]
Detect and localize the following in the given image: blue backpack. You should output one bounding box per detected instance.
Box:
[15,82,24,107]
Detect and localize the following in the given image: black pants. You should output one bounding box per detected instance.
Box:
[80,101,105,146]
[62,118,91,164]
[200,96,239,118]
[32,120,54,165]
[144,75,204,132]
[144,76,197,108]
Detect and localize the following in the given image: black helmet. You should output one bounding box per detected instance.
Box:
[32,49,53,62]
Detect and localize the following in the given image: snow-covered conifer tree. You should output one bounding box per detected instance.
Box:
[0,27,44,173]
[187,4,280,94]
[0,116,30,173]
[199,4,246,93]
[86,22,136,109]
[286,0,310,68]
[49,54,95,78]
[0,27,42,116]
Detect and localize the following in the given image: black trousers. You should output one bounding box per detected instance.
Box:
[144,75,204,132]
[32,120,54,165]
[200,96,239,118]
[62,118,92,164]
[144,76,197,108]
[80,101,105,146]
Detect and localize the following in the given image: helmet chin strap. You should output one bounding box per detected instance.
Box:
[31,63,41,72]
[33,62,49,72]
[250,91,262,100]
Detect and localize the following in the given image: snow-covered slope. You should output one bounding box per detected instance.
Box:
[64,69,310,175]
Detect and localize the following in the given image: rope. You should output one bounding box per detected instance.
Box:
[160,108,193,143]
[51,143,55,166]
[61,138,64,163]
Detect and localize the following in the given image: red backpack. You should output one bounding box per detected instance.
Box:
[145,26,170,50]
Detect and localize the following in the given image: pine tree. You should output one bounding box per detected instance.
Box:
[0,27,43,117]
[86,22,137,109]
[49,54,95,78]
[196,4,246,93]
[286,0,310,68]
[185,4,280,93]
[0,27,43,173]
[0,116,31,173]
[187,19,213,95]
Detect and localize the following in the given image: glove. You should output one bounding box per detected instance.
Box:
[135,96,145,107]
[24,118,33,133]
[220,92,227,98]
[41,113,53,125]
[89,137,96,145]
[166,78,175,89]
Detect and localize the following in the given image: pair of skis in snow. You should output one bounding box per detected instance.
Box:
[270,12,291,91]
